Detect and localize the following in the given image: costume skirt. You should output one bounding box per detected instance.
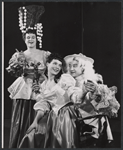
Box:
[18,102,111,148]
[44,103,80,148]
[9,99,36,148]
[19,103,80,148]
[19,113,49,148]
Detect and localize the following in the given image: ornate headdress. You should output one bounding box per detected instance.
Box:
[18,5,45,48]
[64,53,94,71]
[64,53,104,84]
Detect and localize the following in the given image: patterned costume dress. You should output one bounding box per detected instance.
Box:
[8,50,50,148]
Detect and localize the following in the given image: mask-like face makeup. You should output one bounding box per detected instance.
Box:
[25,33,37,48]
[47,59,62,76]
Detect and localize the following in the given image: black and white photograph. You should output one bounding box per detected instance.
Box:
[2,1,121,148]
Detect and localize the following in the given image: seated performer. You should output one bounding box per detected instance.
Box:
[64,53,120,147]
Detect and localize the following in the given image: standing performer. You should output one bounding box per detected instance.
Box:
[6,5,50,148]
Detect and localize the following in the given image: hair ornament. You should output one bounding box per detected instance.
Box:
[18,5,45,48]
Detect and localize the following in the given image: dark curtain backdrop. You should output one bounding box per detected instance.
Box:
[4,2,121,123]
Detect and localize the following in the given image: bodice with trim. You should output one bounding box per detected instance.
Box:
[8,49,50,100]
[23,49,50,74]
[34,74,77,115]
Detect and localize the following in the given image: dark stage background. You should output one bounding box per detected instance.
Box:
[4,2,121,148]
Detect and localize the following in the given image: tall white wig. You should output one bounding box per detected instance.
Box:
[64,53,103,84]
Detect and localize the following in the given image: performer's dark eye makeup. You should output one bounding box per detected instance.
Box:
[27,36,30,39]
[59,63,62,68]
[73,64,77,67]
[32,36,36,39]
[53,62,57,65]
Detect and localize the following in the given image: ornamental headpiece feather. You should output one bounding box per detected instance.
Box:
[18,5,45,48]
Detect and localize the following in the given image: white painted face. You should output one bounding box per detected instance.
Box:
[25,33,37,48]
[47,59,62,76]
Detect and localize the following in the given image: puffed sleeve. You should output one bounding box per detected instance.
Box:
[44,51,51,57]
[58,73,76,90]
[8,52,19,64]
[68,86,83,103]
[43,51,51,63]
[58,73,84,103]
[6,52,19,72]
[34,100,50,113]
